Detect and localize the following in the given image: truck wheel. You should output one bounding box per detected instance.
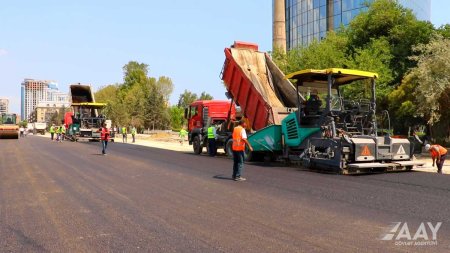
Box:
[193,136,203,154]
[225,139,233,157]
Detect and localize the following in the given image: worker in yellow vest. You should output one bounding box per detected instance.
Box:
[207,123,218,157]
[56,125,62,142]
[49,124,55,141]
[61,125,66,141]
[131,126,137,143]
[122,126,127,143]
[425,144,448,174]
[231,119,253,181]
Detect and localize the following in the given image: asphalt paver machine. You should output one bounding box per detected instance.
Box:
[247,68,424,174]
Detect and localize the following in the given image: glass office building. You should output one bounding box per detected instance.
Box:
[285,0,431,50]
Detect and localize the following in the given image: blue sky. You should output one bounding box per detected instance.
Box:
[0,0,448,114]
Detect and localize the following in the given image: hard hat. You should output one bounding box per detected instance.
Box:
[425,144,431,151]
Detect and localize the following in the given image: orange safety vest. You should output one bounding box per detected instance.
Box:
[430,145,448,158]
[232,126,245,151]
[101,127,110,141]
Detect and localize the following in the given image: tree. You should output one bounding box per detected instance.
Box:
[122,61,149,89]
[199,91,213,100]
[399,35,450,142]
[343,37,394,102]
[437,24,450,38]
[156,76,174,103]
[19,120,28,128]
[95,84,119,103]
[346,0,435,85]
[95,61,174,130]
[169,106,185,130]
[272,31,348,74]
[177,89,198,108]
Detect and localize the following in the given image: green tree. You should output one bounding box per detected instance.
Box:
[169,106,185,130]
[156,76,174,103]
[95,61,173,130]
[199,91,213,100]
[19,120,28,128]
[400,35,450,141]
[122,61,149,89]
[436,24,450,38]
[95,84,119,103]
[177,89,198,108]
[273,31,348,74]
[343,38,393,102]
[346,0,435,85]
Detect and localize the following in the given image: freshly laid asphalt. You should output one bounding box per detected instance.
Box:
[1,136,449,252]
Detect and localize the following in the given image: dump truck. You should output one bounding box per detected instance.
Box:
[0,113,19,139]
[32,122,47,135]
[221,42,423,173]
[65,84,114,142]
[185,100,237,155]
[221,41,298,131]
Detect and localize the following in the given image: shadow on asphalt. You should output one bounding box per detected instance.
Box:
[213,175,234,181]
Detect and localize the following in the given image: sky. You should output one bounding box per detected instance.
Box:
[0,0,449,114]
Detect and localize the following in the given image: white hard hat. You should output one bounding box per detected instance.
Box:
[425,144,431,151]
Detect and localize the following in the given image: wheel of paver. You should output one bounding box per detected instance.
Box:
[193,136,203,154]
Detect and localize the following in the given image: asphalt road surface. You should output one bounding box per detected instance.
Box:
[1,136,450,253]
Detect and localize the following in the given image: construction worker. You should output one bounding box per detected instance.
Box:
[179,127,188,145]
[19,126,24,138]
[50,124,55,141]
[56,125,62,142]
[207,122,218,156]
[231,119,253,181]
[122,126,127,143]
[131,126,137,143]
[61,125,66,141]
[425,144,448,174]
[99,122,111,155]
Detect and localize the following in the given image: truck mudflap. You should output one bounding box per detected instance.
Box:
[346,160,425,174]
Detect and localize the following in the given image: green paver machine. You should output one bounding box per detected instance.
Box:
[247,68,424,174]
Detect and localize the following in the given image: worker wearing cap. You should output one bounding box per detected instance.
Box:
[231,119,253,181]
[425,144,448,174]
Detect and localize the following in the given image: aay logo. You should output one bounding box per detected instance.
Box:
[381,222,442,246]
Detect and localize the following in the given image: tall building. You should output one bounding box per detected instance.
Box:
[0,98,9,114]
[21,79,69,121]
[278,0,431,50]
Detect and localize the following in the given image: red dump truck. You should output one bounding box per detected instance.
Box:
[220,41,299,131]
[185,100,236,155]
[185,42,299,157]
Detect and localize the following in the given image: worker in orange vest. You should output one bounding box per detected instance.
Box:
[231,119,253,181]
[99,122,111,155]
[425,144,448,174]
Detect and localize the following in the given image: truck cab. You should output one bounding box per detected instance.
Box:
[185,100,236,155]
